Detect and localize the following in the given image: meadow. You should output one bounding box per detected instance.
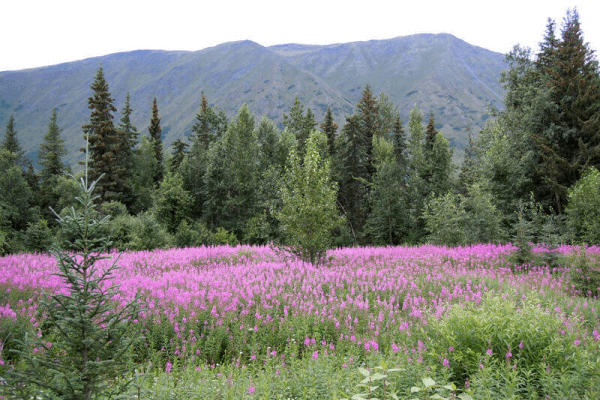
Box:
[1,244,600,399]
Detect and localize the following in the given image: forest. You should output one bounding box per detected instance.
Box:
[1,9,600,258]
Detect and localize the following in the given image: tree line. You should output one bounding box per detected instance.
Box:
[1,9,600,258]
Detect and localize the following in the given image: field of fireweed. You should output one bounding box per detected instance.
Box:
[1,244,600,399]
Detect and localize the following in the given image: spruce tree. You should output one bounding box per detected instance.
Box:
[2,170,143,399]
[148,97,164,184]
[534,9,600,213]
[169,139,189,173]
[283,96,317,156]
[392,116,407,164]
[191,92,227,150]
[81,67,125,203]
[2,114,26,169]
[320,106,339,155]
[117,92,138,167]
[425,111,437,153]
[38,108,68,183]
[334,114,369,244]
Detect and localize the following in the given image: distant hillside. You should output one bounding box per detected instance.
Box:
[0,34,506,167]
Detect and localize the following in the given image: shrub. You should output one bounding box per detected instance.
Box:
[427,294,578,392]
[174,220,216,248]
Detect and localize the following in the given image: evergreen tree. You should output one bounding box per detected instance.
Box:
[1,114,26,169]
[283,96,317,156]
[365,136,408,245]
[319,106,338,155]
[38,108,68,183]
[148,97,164,184]
[191,92,228,150]
[183,93,227,220]
[0,148,33,232]
[377,92,400,140]
[168,139,189,173]
[334,114,370,244]
[203,104,259,237]
[117,92,138,168]
[405,105,428,242]
[355,84,380,175]
[534,9,600,213]
[81,67,125,203]
[425,111,437,153]
[2,172,143,398]
[392,116,407,165]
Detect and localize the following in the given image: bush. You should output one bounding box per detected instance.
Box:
[174,220,216,248]
[427,294,579,391]
[23,219,53,253]
[108,212,173,251]
[566,167,600,244]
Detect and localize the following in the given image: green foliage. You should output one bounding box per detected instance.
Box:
[129,136,159,214]
[409,377,473,400]
[23,219,53,253]
[148,97,164,184]
[38,108,68,184]
[278,131,344,265]
[567,246,600,297]
[214,227,239,246]
[1,114,26,169]
[283,96,317,157]
[424,184,504,246]
[152,172,193,234]
[0,148,34,232]
[339,360,405,400]
[82,66,127,204]
[174,220,216,248]
[566,167,600,244]
[365,135,408,245]
[427,294,581,393]
[2,174,143,399]
[107,211,173,251]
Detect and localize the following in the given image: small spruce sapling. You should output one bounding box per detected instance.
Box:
[2,169,143,398]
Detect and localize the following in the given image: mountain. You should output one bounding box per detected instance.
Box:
[0,34,506,167]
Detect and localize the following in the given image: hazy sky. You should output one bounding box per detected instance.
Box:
[2,0,599,72]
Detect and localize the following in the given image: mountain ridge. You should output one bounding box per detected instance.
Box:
[0,33,507,167]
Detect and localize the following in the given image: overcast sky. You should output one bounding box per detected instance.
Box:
[2,0,599,72]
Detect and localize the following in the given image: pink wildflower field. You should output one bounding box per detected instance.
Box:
[1,244,599,369]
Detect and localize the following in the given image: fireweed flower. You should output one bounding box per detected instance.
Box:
[486,349,493,356]
[506,352,512,358]
[442,358,450,368]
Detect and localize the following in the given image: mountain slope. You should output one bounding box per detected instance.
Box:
[0,34,506,167]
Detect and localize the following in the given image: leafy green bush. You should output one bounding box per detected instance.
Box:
[566,167,600,244]
[567,246,600,297]
[174,220,216,248]
[427,294,578,390]
[107,211,173,251]
[23,219,53,253]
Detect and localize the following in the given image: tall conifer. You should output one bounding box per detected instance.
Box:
[82,67,125,203]
[148,97,164,184]
[320,106,338,155]
[2,115,26,169]
[39,108,68,182]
